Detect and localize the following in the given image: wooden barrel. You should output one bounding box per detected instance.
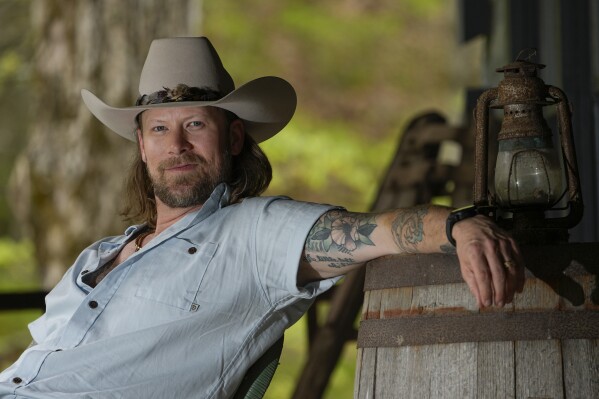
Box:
[354,243,599,399]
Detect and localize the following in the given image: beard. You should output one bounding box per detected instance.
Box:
[148,151,232,208]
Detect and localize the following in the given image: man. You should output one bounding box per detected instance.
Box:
[0,37,524,398]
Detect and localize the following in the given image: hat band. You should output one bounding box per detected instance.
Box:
[135,84,224,106]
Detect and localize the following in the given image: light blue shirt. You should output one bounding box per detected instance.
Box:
[0,184,339,398]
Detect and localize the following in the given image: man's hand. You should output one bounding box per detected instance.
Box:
[451,215,525,308]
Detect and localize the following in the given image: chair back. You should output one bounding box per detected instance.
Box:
[232,336,284,399]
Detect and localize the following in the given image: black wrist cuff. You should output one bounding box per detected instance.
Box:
[446,205,480,247]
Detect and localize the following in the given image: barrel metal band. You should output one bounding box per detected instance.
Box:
[365,253,462,290]
[357,309,599,348]
[364,243,599,291]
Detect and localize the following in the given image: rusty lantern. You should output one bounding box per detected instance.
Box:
[473,54,583,243]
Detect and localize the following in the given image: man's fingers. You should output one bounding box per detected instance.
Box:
[460,267,482,308]
[463,245,494,307]
[460,239,519,307]
[496,239,517,305]
[453,217,527,308]
[487,252,507,307]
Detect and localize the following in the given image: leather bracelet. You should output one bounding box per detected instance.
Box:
[446,205,480,246]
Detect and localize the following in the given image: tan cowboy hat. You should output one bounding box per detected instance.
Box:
[81,37,297,143]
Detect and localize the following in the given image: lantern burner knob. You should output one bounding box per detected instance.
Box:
[496,60,545,78]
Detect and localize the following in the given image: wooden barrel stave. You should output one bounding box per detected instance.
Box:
[355,245,599,399]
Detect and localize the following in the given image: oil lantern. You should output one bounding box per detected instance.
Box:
[473,53,583,243]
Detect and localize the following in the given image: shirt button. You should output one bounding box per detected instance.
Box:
[188,247,197,254]
[12,377,22,384]
[88,300,99,309]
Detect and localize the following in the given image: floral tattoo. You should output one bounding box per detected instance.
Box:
[305,210,377,267]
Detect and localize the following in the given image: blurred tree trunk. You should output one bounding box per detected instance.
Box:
[9,0,200,288]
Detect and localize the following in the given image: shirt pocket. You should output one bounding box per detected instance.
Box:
[134,239,218,311]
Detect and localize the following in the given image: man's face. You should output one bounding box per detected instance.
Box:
[137,106,244,208]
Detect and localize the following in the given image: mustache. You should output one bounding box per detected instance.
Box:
[158,152,207,171]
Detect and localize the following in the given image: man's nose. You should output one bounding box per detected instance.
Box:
[167,128,192,154]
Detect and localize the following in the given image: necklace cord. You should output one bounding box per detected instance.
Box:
[134,230,153,252]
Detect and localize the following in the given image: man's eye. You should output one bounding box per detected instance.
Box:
[188,121,204,129]
[151,126,167,132]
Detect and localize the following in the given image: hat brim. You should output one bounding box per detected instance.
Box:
[81,76,296,143]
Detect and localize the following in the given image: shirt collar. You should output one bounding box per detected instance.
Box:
[189,183,231,221]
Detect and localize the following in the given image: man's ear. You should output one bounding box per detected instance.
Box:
[229,119,245,156]
[136,129,147,163]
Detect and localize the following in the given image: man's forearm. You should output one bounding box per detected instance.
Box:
[388,205,455,255]
[300,205,453,281]
[300,204,525,308]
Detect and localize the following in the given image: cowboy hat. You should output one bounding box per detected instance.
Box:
[81,37,297,143]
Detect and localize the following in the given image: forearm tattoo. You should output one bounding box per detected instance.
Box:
[440,243,456,254]
[303,254,356,268]
[305,210,377,268]
[391,206,428,253]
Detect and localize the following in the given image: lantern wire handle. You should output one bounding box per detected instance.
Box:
[515,48,538,62]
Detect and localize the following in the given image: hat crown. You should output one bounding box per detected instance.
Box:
[139,37,235,96]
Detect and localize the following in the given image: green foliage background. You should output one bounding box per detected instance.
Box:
[0,238,41,370]
[0,0,32,237]
[203,0,465,211]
